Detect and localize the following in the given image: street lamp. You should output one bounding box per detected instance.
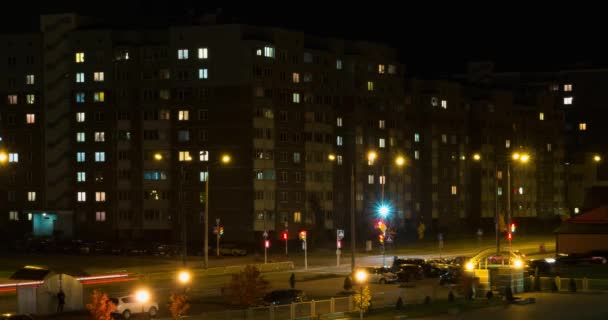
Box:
[203,153,232,269]
[593,154,602,163]
[177,270,191,284]
[135,289,150,314]
[0,152,7,164]
[355,269,368,320]
[507,151,530,256]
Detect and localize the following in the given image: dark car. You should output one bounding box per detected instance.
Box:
[556,252,607,265]
[526,259,554,275]
[395,264,424,282]
[439,268,462,286]
[263,289,306,305]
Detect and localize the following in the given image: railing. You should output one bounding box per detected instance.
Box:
[180,296,352,320]
[534,276,608,292]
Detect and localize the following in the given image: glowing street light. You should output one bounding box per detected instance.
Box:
[0,152,7,164]
[153,153,163,161]
[472,153,481,161]
[221,154,231,164]
[354,269,368,320]
[328,153,336,161]
[177,270,191,284]
[135,289,150,314]
[465,261,475,271]
[512,258,524,269]
[367,151,377,164]
[593,154,602,163]
[394,156,406,167]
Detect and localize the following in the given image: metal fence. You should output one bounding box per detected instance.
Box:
[181,296,352,320]
[533,276,608,292]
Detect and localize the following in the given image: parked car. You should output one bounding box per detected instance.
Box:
[556,252,608,265]
[218,243,247,256]
[263,289,307,305]
[439,268,462,286]
[526,258,554,275]
[354,267,398,284]
[394,264,424,282]
[0,314,33,320]
[110,295,158,319]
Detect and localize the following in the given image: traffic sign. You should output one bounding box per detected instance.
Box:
[263,231,268,238]
[337,229,344,240]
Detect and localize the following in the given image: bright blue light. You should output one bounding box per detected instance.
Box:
[378,204,391,218]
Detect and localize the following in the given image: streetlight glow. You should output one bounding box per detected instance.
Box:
[328,154,336,161]
[355,269,368,283]
[367,151,377,164]
[221,154,231,164]
[153,153,163,161]
[519,153,530,163]
[178,271,191,284]
[594,154,602,163]
[512,152,520,160]
[395,156,405,166]
[135,290,150,303]
[513,258,524,269]
[473,153,481,161]
[0,152,7,164]
[465,261,475,271]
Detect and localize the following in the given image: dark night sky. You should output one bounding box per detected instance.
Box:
[4,1,605,76]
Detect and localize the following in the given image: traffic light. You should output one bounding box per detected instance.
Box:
[507,232,513,241]
[376,220,387,233]
[282,231,288,241]
[219,226,224,236]
[378,234,385,244]
[337,240,342,249]
[510,223,516,233]
[265,240,270,248]
[299,230,307,241]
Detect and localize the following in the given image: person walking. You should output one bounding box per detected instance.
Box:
[57,289,65,312]
[289,273,296,289]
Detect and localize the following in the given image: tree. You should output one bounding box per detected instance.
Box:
[225,265,270,308]
[86,290,115,320]
[169,292,190,319]
[353,285,371,312]
[343,275,353,292]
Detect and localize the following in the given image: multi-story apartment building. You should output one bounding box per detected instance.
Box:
[0,13,406,246]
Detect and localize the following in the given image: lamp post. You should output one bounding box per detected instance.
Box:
[355,269,368,320]
[472,153,500,255]
[204,154,231,269]
[508,152,529,256]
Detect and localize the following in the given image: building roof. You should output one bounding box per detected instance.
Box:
[555,207,608,234]
[9,266,88,280]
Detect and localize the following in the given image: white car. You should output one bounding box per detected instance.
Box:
[358,267,398,284]
[110,295,158,319]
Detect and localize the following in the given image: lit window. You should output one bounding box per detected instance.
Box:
[94,91,105,102]
[293,211,302,223]
[198,47,208,59]
[379,138,386,148]
[505,140,511,148]
[178,49,189,60]
[9,153,19,163]
[76,112,85,122]
[414,150,420,160]
[198,68,208,79]
[28,213,32,221]
[414,133,420,142]
[539,112,544,120]
[518,187,524,195]
[200,171,208,182]
[95,192,106,202]
[95,132,105,142]
[388,65,396,74]
[160,110,170,120]
[95,211,106,222]
[293,93,300,103]
[367,81,374,91]
[368,175,374,184]
[179,151,192,161]
[26,94,35,104]
[441,100,447,109]
[292,72,300,83]
[9,211,18,221]
[8,95,18,104]
[379,175,386,185]
[378,64,385,74]
[547,144,552,152]
[336,59,343,70]
[26,114,35,124]
[263,46,275,58]
[337,117,343,127]
[75,52,85,63]
[564,97,573,105]
[497,187,503,196]
[94,72,104,82]
[451,186,457,195]
[27,192,36,202]
[579,123,587,131]
[76,132,85,142]
[356,136,363,145]
[76,92,85,103]
[574,207,579,214]
[95,152,106,162]
[26,74,35,85]
[77,192,86,202]
[379,120,385,129]
[199,150,209,161]
[77,172,86,182]
[497,171,503,179]
[442,134,447,143]
[256,49,262,56]
[178,110,189,121]
[75,72,85,83]
[337,136,343,146]
[564,84,573,92]
[337,155,343,165]
[293,152,301,163]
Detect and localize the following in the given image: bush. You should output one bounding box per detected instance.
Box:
[224,265,270,308]
[86,290,115,320]
[395,296,403,310]
[353,285,371,312]
[169,292,190,319]
[486,291,493,300]
[343,275,353,292]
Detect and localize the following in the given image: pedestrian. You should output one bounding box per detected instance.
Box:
[57,289,65,312]
[289,273,296,289]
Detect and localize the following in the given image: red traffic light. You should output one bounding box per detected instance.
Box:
[507,232,513,240]
[282,231,288,240]
[265,240,270,248]
[378,234,385,244]
[337,240,342,249]
[299,230,307,240]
